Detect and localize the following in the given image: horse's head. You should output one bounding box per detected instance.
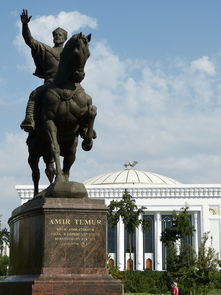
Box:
[55,32,91,85]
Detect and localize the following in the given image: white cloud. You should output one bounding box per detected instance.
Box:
[25,11,97,44]
[0,133,28,176]
[85,41,126,93]
[13,11,97,72]
[0,176,21,227]
[80,44,221,187]
[191,56,216,76]
[0,133,29,226]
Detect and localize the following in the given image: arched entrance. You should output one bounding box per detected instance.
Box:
[146,258,152,270]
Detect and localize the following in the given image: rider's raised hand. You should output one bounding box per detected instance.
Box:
[20,9,32,24]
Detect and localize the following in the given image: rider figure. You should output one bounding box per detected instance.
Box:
[20,9,68,132]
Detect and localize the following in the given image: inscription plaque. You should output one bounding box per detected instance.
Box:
[49,218,102,247]
[44,212,107,272]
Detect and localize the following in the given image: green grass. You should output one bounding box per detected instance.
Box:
[125,290,221,295]
[123,294,180,295]
[208,290,221,295]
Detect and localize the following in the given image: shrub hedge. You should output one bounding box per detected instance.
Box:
[108,264,221,294]
[108,265,168,294]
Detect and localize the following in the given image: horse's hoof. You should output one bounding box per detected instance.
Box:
[82,139,93,151]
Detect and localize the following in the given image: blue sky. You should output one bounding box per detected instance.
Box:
[1,0,221,225]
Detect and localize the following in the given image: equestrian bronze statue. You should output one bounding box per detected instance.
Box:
[21,25,97,196]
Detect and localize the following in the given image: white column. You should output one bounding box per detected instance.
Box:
[136,222,144,270]
[193,212,199,255]
[202,204,210,234]
[117,217,125,271]
[154,213,162,271]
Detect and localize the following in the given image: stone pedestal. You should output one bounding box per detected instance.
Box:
[0,193,123,295]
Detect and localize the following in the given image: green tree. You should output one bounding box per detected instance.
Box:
[161,207,195,246]
[0,255,9,276]
[194,233,219,295]
[108,189,149,269]
[161,208,220,295]
[0,227,10,256]
[161,207,195,269]
[161,207,196,294]
[0,223,10,277]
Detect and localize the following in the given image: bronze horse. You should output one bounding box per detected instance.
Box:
[27,33,96,196]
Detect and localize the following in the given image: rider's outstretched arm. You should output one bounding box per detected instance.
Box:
[20,9,34,47]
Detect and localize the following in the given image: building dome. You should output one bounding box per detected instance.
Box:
[83,169,181,186]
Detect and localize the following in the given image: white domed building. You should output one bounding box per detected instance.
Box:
[16,167,221,271]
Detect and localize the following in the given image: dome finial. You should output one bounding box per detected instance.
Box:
[124,161,138,169]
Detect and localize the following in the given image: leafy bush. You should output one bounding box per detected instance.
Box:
[211,271,221,289]
[108,264,168,293]
[124,271,148,293]
[108,262,221,294]
[0,256,9,276]
[107,263,126,281]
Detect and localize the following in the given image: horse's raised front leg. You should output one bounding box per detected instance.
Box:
[82,105,97,151]
[44,120,64,182]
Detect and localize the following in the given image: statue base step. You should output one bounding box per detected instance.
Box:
[0,274,123,295]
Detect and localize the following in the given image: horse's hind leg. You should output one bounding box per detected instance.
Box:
[28,153,40,197]
[44,120,64,182]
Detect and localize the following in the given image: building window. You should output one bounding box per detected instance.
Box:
[125,229,136,269]
[125,229,136,253]
[143,215,154,252]
[107,224,117,253]
[162,215,172,270]
[143,215,154,269]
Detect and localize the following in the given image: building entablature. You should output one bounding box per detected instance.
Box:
[15,184,221,204]
[86,184,221,199]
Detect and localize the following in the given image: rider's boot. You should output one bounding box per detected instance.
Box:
[20,101,35,132]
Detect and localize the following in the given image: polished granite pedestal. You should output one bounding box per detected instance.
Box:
[0,187,123,295]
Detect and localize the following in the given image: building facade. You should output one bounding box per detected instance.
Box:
[16,169,221,271]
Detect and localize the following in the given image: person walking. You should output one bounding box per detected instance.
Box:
[171,282,179,295]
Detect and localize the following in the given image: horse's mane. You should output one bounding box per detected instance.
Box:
[54,33,90,86]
